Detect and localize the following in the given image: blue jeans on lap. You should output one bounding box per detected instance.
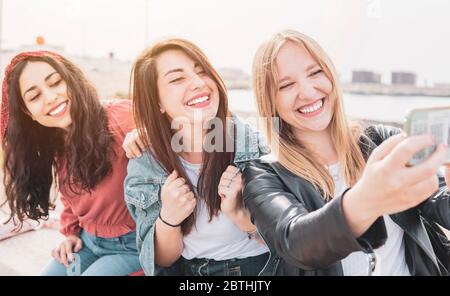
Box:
[40,229,141,276]
[156,252,270,276]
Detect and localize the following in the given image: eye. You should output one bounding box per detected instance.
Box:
[50,79,62,87]
[309,69,323,77]
[29,93,40,102]
[194,64,206,75]
[169,77,184,83]
[279,82,294,90]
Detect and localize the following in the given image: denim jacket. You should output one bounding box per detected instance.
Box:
[124,115,270,275]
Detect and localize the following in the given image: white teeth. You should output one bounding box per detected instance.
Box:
[187,96,209,106]
[49,102,67,116]
[299,99,323,114]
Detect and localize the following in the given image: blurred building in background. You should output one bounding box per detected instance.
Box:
[391,71,417,86]
[352,70,381,84]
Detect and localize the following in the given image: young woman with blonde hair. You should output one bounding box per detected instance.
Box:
[243,29,450,276]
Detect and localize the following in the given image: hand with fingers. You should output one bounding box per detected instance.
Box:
[343,133,448,236]
[159,170,196,227]
[218,165,259,234]
[218,165,243,217]
[122,128,145,159]
[51,234,83,268]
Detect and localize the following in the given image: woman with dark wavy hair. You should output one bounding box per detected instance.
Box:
[125,38,270,275]
[1,51,141,276]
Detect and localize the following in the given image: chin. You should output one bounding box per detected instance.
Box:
[315,121,332,131]
[193,110,218,122]
[298,118,331,133]
[61,119,73,130]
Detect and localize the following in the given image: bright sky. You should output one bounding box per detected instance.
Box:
[1,0,450,84]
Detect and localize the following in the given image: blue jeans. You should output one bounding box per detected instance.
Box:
[40,229,141,276]
[157,252,270,276]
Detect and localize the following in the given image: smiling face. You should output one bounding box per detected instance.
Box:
[156,49,220,125]
[275,41,334,139]
[19,61,72,129]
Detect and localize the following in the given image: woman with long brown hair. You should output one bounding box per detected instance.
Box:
[125,38,270,275]
[243,29,450,276]
[1,51,141,275]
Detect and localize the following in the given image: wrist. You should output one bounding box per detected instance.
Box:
[159,210,182,228]
[67,234,80,240]
[342,185,379,237]
[227,208,255,233]
[246,227,258,240]
[347,183,381,219]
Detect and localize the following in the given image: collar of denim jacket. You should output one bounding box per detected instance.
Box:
[231,113,269,166]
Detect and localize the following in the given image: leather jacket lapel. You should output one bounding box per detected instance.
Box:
[390,211,440,272]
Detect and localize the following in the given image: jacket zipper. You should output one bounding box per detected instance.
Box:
[367,252,377,276]
[358,238,378,276]
[255,228,275,276]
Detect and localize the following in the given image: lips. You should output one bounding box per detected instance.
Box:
[185,93,211,108]
[47,101,68,117]
[296,98,325,118]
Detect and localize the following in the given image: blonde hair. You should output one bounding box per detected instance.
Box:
[252,29,366,198]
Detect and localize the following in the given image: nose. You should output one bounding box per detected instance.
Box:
[296,81,318,100]
[42,86,58,105]
[189,73,207,91]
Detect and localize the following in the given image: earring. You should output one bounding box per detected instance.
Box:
[160,108,165,114]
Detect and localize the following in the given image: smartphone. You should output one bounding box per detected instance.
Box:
[404,106,450,165]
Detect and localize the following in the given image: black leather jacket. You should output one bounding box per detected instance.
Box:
[243,125,450,276]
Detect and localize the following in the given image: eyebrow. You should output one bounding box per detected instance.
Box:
[277,63,319,84]
[163,63,202,77]
[23,72,59,98]
[163,68,183,77]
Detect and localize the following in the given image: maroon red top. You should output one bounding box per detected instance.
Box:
[58,100,136,238]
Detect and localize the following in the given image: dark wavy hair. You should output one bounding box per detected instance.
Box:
[131,38,235,235]
[1,55,115,230]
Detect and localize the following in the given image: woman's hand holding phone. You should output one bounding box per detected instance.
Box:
[342,133,447,237]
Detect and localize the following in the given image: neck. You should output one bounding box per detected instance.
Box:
[177,121,205,164]
[294,127,338,166]
[180,151,203,164]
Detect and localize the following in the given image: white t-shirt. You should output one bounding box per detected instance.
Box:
[328,163,411,276]
[179,157,269,260]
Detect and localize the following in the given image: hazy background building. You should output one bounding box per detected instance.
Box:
[352,70,382,84]
[391,71,417,86]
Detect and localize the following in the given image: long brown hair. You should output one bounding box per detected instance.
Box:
[131,38,234,234]
[2,55,115,229]
[253,29,366,198]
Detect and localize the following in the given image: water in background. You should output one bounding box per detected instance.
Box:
[228,89,450,124]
